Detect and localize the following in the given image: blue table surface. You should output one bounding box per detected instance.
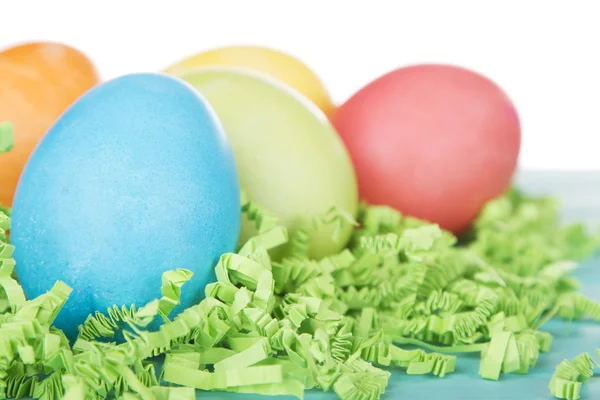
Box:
[14,171,600,400]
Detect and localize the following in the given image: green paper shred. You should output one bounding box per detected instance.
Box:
[1,186,600,400]
[0,122,14,154]
[479,332,511,380]
[0,121,15,217]
[549,352,597,400]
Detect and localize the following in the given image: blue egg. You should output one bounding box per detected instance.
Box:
[11,73,241,340]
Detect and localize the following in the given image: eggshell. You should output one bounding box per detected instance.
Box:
[164,45,335,116]
[10,73,241,340]
[332,64,521,234]
[179,67,358,260]
[0,41,100,207]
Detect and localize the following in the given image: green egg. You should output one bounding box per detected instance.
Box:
[178,67,358,259]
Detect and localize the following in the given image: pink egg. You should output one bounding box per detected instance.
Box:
[332,64,521,234]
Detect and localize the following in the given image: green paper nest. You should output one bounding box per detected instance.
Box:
[1,122,600,400]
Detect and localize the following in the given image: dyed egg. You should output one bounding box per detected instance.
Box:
[164,46,335,116]
[11,73,241,340]
[179,68,358,259]
[0,42,100,207]
[332,64,521,234]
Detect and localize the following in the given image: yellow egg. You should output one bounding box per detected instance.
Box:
[179,67,357,259]
[163,46,335,115]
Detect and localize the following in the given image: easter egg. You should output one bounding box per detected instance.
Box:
[179,67,358,260]
[10,73,241,340]
[0,41,100,207]
[164,46,335,116]
[332,64,521,234]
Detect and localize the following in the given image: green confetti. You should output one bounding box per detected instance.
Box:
[479,332,513,380]
[0,122,15,216]
[1,186,600,400]
[0,122,14,154]
[549,352,597,400]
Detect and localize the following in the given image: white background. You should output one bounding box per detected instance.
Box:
[1,1,599,170]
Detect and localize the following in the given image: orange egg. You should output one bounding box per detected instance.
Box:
[0,42,100,207]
